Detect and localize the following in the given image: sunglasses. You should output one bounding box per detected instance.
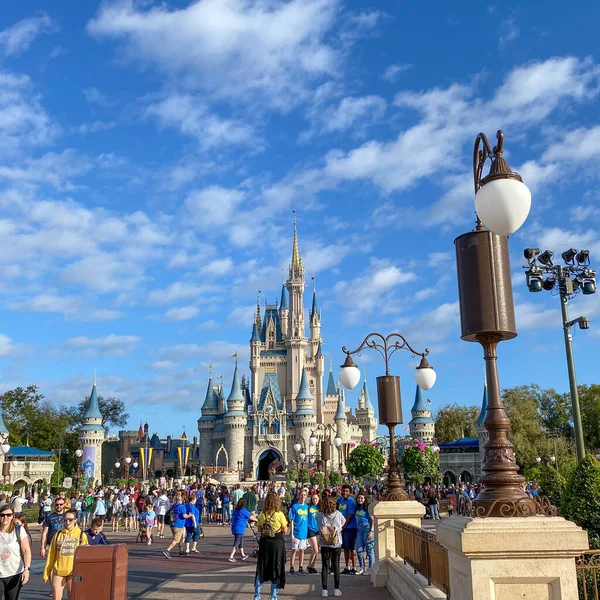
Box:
[55,504,65,507]
[0,514,13,518]
[64,518,76,523]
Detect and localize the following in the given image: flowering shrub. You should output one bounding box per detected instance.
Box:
[346,440,385,479]
[401,439,440,483]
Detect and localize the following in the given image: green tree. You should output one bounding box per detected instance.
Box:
[298,468,310,484]
[401,444,440,482]
[561,455,600,547]
[539,465,567,507]
[328,472,342,487]
[0,385,45,445]
[434,404,480,443]
[76,395,129,432]
[310,472,324,488]
[346,443,385,479]
[285,468,298,486]
[579,385,600,452]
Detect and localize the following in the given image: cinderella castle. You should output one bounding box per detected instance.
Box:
[197,218,378,481]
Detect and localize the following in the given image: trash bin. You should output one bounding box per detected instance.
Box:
[71,544,128,600]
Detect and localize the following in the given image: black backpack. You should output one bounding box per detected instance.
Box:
[164,506,175,526]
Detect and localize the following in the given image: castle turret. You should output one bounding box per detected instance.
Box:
[279,282,289,340]
[224,362,248,469]
[355,376,377,442]
[309,282,321,357]
[323,360,338,426]
[198,374,218,465]
[285,214,308,405]
[334,385,347,439]
[293,368,317,449]
[78,378,105,486]
[476,380,488,469]
[408,385,435,444]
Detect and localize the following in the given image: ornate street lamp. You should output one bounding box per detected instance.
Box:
[339,332,435,500]
[455,129,536,517]
[309,424,341,489]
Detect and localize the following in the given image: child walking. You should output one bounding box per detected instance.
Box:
[229,498,256,562]
[354,491,375,576]
[317,495,345,598]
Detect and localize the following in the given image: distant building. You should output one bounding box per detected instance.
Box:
[438,382,487,485]
[408,385,435,443]
[0,407,54,495]
[78,378,105,486]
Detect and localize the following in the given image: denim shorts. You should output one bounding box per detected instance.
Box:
[185,526,200,543]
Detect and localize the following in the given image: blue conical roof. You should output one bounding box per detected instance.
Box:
[316,342,324,357]
[227,363,244,403]
[476,381,488,425]
[201,376,218,412]
[0,407,8,434]
[335,387,346,420]
[296,368,312,401]
[250,321,261,342]
[311,287,319,319]
[83,379,103,420]
[280,284,288,310]
[410,385,429,414]
[363,378,374,410]
[326,369,337,396]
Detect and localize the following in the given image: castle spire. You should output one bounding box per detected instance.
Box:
[476,377,488,425]
[83,377,103,421]
[335,385,346,421]
[255,290,262,329]
[362,375,374,410]
[280,281,289,310]
[310,278,319,320]
[289,211,304,279]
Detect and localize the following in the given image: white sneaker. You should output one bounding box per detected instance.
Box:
[362,568,371,576]
[333,590,342,597]
[321,591,328,598]
[355,568,364,575]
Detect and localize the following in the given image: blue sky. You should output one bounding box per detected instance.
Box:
[1,1,599,438]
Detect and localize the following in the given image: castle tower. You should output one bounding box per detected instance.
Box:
[198,374,218,466]
[293,367,317,449]
[279,281,289,340]
[224,362,248,469]
[78,378,105,486]
[408,384,435,444]
[309,282,321,358]
[323,360,338,426]
[285,215,308,403]
[334,385,348,442]
[355,376,377,442]
[476,380,488,469]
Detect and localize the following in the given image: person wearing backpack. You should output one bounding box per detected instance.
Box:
[162,492,193,559]
[43,509,88,600]
[0,503,32,600]
[155,489,170,539]
[254,491,288,600]
[317,495,345,598]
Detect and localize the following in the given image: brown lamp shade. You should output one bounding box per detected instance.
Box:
[455,229,517,342]
[321,440,331,462]
[376,375,403,425]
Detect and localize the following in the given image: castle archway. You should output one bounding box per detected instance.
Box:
[460,470,473,484]
[257,449,282,481]
[443,471,456,486]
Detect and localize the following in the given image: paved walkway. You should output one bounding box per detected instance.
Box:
[141,562,393,600]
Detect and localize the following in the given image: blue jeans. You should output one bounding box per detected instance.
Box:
[356,528,375,570]
[206,502,214,523]
[254,575,278,600]
[222,503,231,522]
[429,504,439,520]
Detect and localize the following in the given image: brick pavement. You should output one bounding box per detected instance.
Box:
[21,521,395,600]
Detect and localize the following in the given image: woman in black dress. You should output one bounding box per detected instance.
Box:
[254,491,288,600]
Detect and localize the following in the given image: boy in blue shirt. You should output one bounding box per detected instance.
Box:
[288,488,309,577]
[85,517,109,545]
[337,484,357,574]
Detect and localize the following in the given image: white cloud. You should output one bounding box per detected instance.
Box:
[0,13,56,57]
[515,302,558,329]
[543,126,600,163]
[10,293,81,315]
[184,186,245,229]
[203,258,233,276]
[383,63,412,82]
[146,94,256,150]
[498,17,519,49]
[163,305,200,321]
[147,282,220,306]
[64,334,141,357]
[149,360,177,370]
[82,87,115,108]
[0,334,16,357]
[302,243,351,273]
[75,121,116,135]
[229,304,257,327]
[87,0,340,109]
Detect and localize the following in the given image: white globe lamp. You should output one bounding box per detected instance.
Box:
[415,356,436,390]
[0,444,10,455]
[133,461,139,469]
[339,354,361,390]
[75,449,83,458]
[475,178,531,236]
[125,456,132,464]
[115,462,121,469]
[333,437,343,449]
[293,443,302,453]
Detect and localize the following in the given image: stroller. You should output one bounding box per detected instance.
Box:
[136,515,152,545]
[248,521,261,558]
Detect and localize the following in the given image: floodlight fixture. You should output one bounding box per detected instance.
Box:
[524,248,540,262]
[576,250,590,265]
[538,250,554,267]
[542,277,556,291]
[562,248,578,265]
[582,279,597,295]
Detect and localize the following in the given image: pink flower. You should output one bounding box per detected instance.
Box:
[404,445,409,449]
